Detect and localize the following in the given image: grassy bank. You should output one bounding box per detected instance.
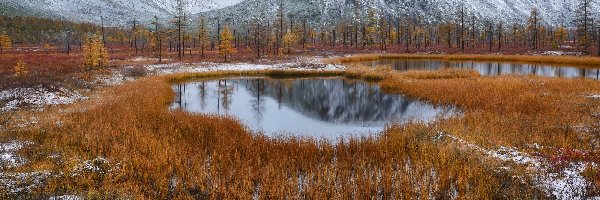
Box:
[5,67,600,198]
[329,53,600,67]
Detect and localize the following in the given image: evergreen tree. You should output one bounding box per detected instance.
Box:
[575,0,592,53]
[378,17,388,50]
[437,23,454,48]
[597,23,600,56]
[219,26,236,63]
[173,0,188,59]
[365,8,378,47]
[275,2,285,55]
[459,5,466,51]
[527,8,541,50]
[151,16,164,63]
[197,17,210,58]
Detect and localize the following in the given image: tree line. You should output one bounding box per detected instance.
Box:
[1,0,599,60]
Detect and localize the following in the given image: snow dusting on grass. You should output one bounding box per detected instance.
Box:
[0,86,86,112]
[439,132,595,200]
[0,141,33,169]
[538,51,583,56]
[587,94,600,99]
[144,60,345,75]
[0,171,51,195]
[49,195,83,200]
[95,72,134,86]
[0,141,53,196]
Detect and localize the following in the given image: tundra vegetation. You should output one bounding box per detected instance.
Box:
[0,66,598,198]
[0,0,600,199]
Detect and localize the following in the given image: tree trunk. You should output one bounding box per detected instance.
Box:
[597,29,600,56]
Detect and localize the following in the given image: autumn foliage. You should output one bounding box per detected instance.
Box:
[0,33,11,51]
[13,58,27,77]
[218,25,236,62]
[82,35,109,70]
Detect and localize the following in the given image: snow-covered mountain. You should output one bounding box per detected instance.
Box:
[203,0,599,28]
[0,0,222,26]
[1,0,599,27]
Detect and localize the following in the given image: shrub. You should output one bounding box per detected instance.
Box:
[14,58,28,77]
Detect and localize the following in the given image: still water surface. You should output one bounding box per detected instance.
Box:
[352,59,600,80]
[171,78,455,139]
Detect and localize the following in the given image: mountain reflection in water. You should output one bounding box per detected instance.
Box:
[171,78,455,139]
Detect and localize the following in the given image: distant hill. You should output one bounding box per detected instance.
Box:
[202,0,599,28]
[1,0,599,28]
[0,0,220,26]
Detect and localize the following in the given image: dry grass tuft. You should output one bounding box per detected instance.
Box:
[380,71,600,151]
[398,68,480,79]
[345,64,393,81]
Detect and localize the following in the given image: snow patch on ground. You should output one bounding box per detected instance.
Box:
[144,60,345,75]
[537,51,583,56]
[587,94,600,99]
[0,141,52,195]
[0,157,117,196]
[0,86,87,112]
[0,171,51,194]
[440,132,595,200]
[0,141,33,168]
[49,195,83,200]
[535,163,589,200]
[71,157,119,177]
[95,72,135,86]
[130,57,172,62]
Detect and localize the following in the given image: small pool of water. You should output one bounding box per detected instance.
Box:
[350,59,600,80]
[171,78,455,140]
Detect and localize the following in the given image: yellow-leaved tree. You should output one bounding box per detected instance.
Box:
[554,26,568,47]
[83,35,109,71]
[14,58,28,77]
[282,32,298,54]
[219,25,236,63]
[0,33,11,52]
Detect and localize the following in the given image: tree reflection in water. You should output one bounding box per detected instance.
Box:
[354,59,600,80]
[171,78,456,139]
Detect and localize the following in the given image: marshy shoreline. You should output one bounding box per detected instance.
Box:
[1,54,600,199]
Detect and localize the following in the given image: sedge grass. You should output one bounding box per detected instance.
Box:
[4,68,599,199]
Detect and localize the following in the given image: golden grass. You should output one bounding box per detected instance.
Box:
[398,68,480,79]
[380,71,600,151]
[344,64,393,81]
[328,53,600,67]
[4,67,599,198]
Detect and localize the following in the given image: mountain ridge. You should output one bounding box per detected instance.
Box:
[1,0,599,27]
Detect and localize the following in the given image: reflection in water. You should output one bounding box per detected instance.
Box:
[171,78,455,139]
[353,59,600,80]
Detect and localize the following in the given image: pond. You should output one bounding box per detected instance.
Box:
[350,59,600,80]
[171,78,455,140]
